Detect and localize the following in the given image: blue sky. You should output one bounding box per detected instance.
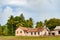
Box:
[0,0,60,25]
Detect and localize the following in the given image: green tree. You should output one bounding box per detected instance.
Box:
[0,25,6,36]
[44,19,47,26]
[7,15,15,35]
[16,23,23,27]
[3,25,9,36]
[6,14,26,35]
[20,14,25,21]
[25,18,33,28]
[46,18,60,30]
[36,21,43,28]
[0,24,3,35]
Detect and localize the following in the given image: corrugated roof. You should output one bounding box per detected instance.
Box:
[54,26,60,30]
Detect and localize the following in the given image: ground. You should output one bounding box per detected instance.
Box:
[0,36,60,40]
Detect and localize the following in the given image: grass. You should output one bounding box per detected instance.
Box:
[0,36,60,40]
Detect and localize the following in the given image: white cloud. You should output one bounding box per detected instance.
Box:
[8,0,27,6]
[0,0,27,6]
[0,6,26,25]
[0,6,13,25]
[0,0,60,25]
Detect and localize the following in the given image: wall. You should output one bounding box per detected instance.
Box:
[15,28,49,36]
[15,28,25,36]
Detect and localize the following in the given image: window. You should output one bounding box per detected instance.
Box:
[31,32,33,35]
[20,31,22,33]
[49,33,50,35]
[52,33,55,35]
[34,32,36,35]
[38,32,40,35]
[17,31,18,34]
[58,31,60,34]
[44,32,46,35]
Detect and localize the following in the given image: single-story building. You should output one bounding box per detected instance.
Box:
[51,26,60,36]
[15,26,50,36]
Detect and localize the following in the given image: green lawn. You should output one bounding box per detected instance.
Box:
[0,36,60,40]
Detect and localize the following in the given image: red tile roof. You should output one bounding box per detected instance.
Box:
[18,26,44,32]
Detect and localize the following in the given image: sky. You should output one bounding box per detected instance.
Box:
[0,0,60,25]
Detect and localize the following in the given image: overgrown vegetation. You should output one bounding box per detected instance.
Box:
[0,14,60,36]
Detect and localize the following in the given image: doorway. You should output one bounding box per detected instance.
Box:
[52,33,55,35]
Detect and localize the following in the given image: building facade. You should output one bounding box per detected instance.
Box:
[15,26,49,36]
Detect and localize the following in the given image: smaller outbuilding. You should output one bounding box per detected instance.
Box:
[51,26,60,36]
